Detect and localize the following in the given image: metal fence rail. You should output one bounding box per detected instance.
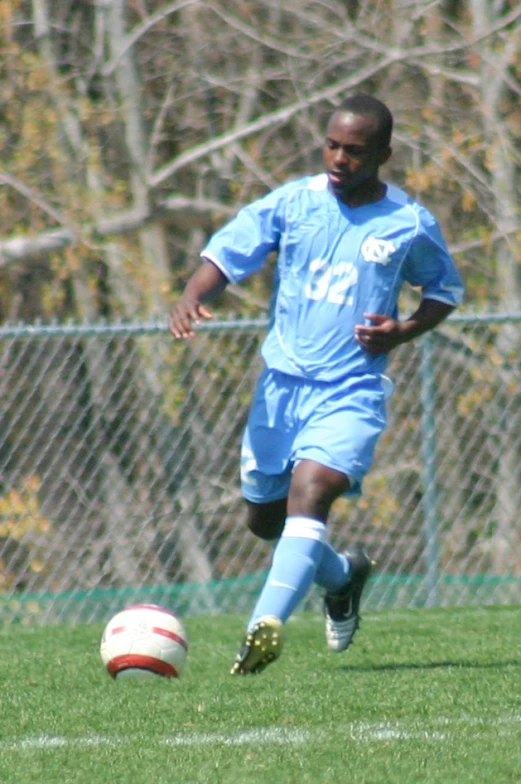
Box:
[0,313,520,624]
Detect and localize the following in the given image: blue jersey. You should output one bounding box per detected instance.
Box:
[202,174,464,381]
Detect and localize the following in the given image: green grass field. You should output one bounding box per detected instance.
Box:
[1,606,520,783]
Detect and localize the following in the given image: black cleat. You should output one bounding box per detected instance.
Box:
[230,616,284,675]
[324,548,374,652]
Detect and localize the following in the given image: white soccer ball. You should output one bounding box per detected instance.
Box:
[100,604,188,680]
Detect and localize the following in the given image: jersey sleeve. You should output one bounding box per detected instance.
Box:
[403,214,464,307]
[201,183,293,284]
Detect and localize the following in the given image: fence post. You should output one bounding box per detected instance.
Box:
[420,332,440,606]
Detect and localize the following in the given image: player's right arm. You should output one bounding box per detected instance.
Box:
[170,179,293,339]
[169,260,229,339]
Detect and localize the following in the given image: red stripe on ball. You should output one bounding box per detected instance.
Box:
[109,625,126,636]
[107,654,178,678]
[152,626,188,651]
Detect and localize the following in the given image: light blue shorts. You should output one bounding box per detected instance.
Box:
[240,367,390,503]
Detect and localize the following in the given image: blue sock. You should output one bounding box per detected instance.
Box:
[314,543,350,591]
[247,516,326,630]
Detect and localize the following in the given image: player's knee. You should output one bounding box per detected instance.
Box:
[245,500,286,540]
[247,516,284,540]
[288,481,328,520]
[288,462,349,519]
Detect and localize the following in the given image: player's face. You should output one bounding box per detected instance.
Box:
[323,111,391,200]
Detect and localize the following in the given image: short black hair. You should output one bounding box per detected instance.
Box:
[335,94,393,147]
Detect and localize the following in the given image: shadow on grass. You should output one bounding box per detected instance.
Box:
[338,659,521,672]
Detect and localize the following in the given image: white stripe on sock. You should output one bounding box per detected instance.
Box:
[282,516,326,543]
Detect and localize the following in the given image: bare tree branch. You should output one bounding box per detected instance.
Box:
[149,53,404,188]
[0,173,69,227]
[101,0,198,76]
[0,196,234,264]
[0,229,77,264]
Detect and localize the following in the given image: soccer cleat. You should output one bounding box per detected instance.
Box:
[324,548,374,653]
[230,615,284,675]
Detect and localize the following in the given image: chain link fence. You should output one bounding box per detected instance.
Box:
[0,314,520,625]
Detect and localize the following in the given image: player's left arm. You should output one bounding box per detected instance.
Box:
[355,299,455,354]
[356,216,464,355]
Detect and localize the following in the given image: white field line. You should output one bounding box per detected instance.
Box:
[164,728,308,746]
[1,714,521,753]
[0,729,308,753]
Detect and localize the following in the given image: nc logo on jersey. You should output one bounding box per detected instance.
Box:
[361,237,396,265]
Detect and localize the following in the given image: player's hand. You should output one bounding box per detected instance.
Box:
[169,298,213,339]
[355,313,405,354]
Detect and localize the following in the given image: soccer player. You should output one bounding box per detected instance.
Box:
[169,94,464,675]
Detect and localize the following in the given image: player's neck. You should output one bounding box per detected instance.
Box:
[337,180,387,208]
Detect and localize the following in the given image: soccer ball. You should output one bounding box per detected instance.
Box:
[100,604,188,680]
